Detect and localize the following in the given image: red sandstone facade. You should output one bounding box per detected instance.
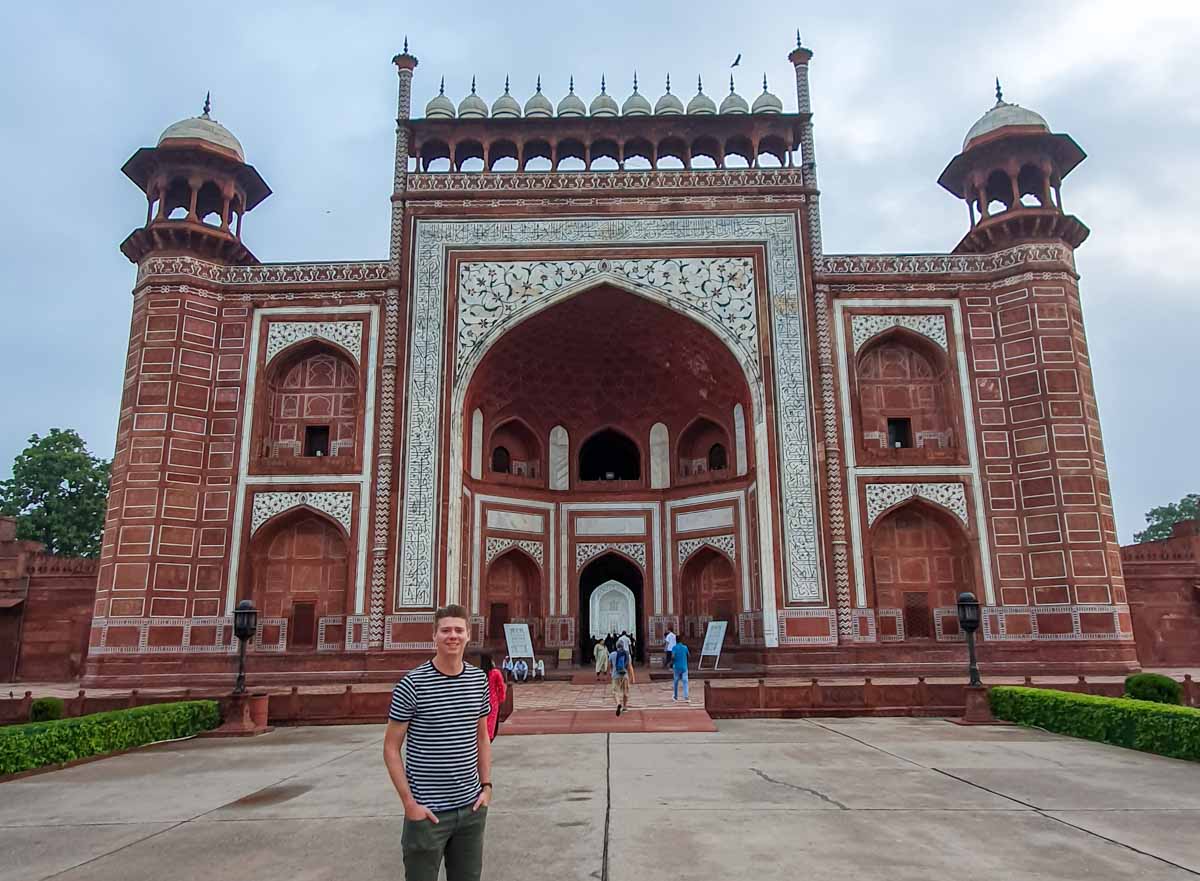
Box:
[1122,520,1200,666]
[82,40,1138,687]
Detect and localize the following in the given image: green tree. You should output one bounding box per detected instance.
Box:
[0,429,111,557]
[1134,493,1200,543]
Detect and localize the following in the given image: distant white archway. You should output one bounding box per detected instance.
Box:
[589,579,637,639]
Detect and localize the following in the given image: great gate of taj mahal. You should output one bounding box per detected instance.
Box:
[83,36,1138,686]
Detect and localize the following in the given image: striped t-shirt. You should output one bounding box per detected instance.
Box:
[388,660,491,812]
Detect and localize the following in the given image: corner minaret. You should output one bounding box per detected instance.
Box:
[938,80,1089,253]
[119,95,270,265]
[788,31,822,257]
[389,38,418,272]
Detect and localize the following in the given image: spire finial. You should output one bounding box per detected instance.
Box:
[995,77,1003,104]
[202,91,211,117]
[471,75,476,95]
[633,71,639,92]
[569,75,575,93]
[536,75,542,93]
[504,75,510,95]
[730,74,736,93]
[403,36,408,54]
[666,73,672,93]
[796,29,802,48]
[763,73,769,92]
[697,74,703,93]
[438,76,445,96]
[601,74,607,94]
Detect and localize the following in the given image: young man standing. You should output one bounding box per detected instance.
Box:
[384,604,492,881]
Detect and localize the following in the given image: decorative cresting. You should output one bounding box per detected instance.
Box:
[815,242,1075,276]
[406,168,808,193]
[864,483,968,527]
[677,534,737,565]
[265,320,364,364]
[576,542,647,569]
[457,257,757,374]
[485,537,545,567]
[850,314,947,353]
[401,214,820,614]
[250,491,355,535]
[136,255,390,285]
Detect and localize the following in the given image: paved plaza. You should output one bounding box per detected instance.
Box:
[4,715,1200,880]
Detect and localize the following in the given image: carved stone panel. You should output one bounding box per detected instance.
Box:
[864,483,968,527]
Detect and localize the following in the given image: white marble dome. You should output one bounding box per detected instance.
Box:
[424,78,456,119]
[557,77,586,117]
[158,101,244,161]
[621,75,651,116]
[524,77,553,118]
[720,76,748,115]
[589,77,619,117]
[687,77,716,115]
[491,77,521,118]
[751,75,783,114]
[654,75,684,115]
[458,78,488,119]
[963,99,1049,151]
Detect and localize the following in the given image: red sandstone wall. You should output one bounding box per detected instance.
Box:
[1122,520,1200,666]
[20,556,95,680]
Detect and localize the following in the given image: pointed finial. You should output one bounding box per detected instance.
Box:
[569,75,575,93]
[438,76,445,96]
[202,91,211,116]
[697,74,703,93]
[471,75,477,95]
[730,74,736,93]
[796,29,802,48]
[403,36,408,54]
[763,73,769,92]
[995,77,1003,104]
[633,71,639,92]
[666,73,672,93]
[536,75,542,93]
[504,75,510,95]
[601,74,607,94]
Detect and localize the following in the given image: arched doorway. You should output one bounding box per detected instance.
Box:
[248,510,350,650]
[579,552,644,660]
[869,501,973,639]
[680,547,739,641]
[484,548,542,645]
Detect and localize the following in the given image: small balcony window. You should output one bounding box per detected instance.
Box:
[304,425,331,457]
[887,417,913,450]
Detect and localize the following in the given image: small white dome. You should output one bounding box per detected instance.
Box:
[687,76,716,115]
[458,77,488,119]
[491,77,521,118]
[654,75,684,115]
[751,75,783,114]
[963,90,1049,150]
[524,77,553,118]
[424,77,456,119]
[622,76,652,116]
[158,96,244,161]
[720,76,748,115]
[589,76,619,117]
[557,77,586,117]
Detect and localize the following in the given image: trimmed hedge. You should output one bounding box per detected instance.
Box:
[0,700,220,775]
[1124,672,1182,705]
[990,686,1200,762]
[30,697,64,723]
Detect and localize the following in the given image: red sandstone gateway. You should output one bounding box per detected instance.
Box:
[80,38,1140,688]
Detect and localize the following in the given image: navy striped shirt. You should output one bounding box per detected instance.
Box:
[388,660,490,812]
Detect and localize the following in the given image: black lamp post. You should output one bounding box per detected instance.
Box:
[232,600,258,695]
[956,591,982,687]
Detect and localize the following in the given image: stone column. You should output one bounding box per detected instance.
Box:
[789,35,822,258]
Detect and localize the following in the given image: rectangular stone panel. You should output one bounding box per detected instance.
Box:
[486,510,545,534]
[574,515,644,536]
[675,508,734,533]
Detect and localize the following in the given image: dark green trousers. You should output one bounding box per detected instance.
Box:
[402,805,487,881]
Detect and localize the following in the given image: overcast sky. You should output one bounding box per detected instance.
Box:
[1,2,1196,543]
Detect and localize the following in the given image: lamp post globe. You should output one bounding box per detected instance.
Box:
[956,591,982,687]
[232,599,258,694]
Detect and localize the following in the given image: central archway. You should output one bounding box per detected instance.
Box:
[579,553,645,661]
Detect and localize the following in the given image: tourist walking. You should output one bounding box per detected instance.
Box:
[604,631,617,653]
[611,644,632,715]
[480,653,506,742]
[593,638,609,678]
[671,639,691,701]
[384,604,493,881]
[663,627,677,668]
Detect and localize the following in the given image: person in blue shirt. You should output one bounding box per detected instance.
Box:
[671,640,691,701]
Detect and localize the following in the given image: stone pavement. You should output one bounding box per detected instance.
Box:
[4,718,1200,880]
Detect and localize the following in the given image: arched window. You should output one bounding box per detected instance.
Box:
[579,429,640,481]
[487,419,541,479]
[708,443,728,471]
[263,343,359,462]
[491,446,511,474]
[856,332,956,456]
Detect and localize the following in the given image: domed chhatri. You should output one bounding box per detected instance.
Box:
[458,77,489,119]
[751,75,783,114]
[424,77,456,119]
[962,79,1049,150]
[621,73,652,117]
[654,74,684,115]
[524,76,553,118]
[157,93,245,161]
[492,76,522,119]
[557,76,586,117]
[687,76,716,115]
[589,76,619,118]
[719,75,748,115]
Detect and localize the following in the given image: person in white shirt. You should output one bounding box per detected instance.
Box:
[663,627,677,669]
[512,658,530,682]
[533,659,545,680]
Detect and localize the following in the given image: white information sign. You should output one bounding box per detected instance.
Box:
[698,620,729,670]
[503,623,535,661]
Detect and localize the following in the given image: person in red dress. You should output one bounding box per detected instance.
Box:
[479,654,507,741]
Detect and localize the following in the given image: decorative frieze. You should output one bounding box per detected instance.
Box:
[850,314,947,353]
[250,491,354,535]
[815,243,1074,277]
[863,483,968,527]
[265,320,363,364]
[408,168,808,193]
[137,256,390,286]
[677,534,737,565]
[485,537,545,567]
[576,542,646,570]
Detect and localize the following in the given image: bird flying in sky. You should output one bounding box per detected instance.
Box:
[731,53,741,68]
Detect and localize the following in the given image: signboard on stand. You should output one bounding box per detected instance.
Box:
[503,623,535,661]
[697,620,729,670]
